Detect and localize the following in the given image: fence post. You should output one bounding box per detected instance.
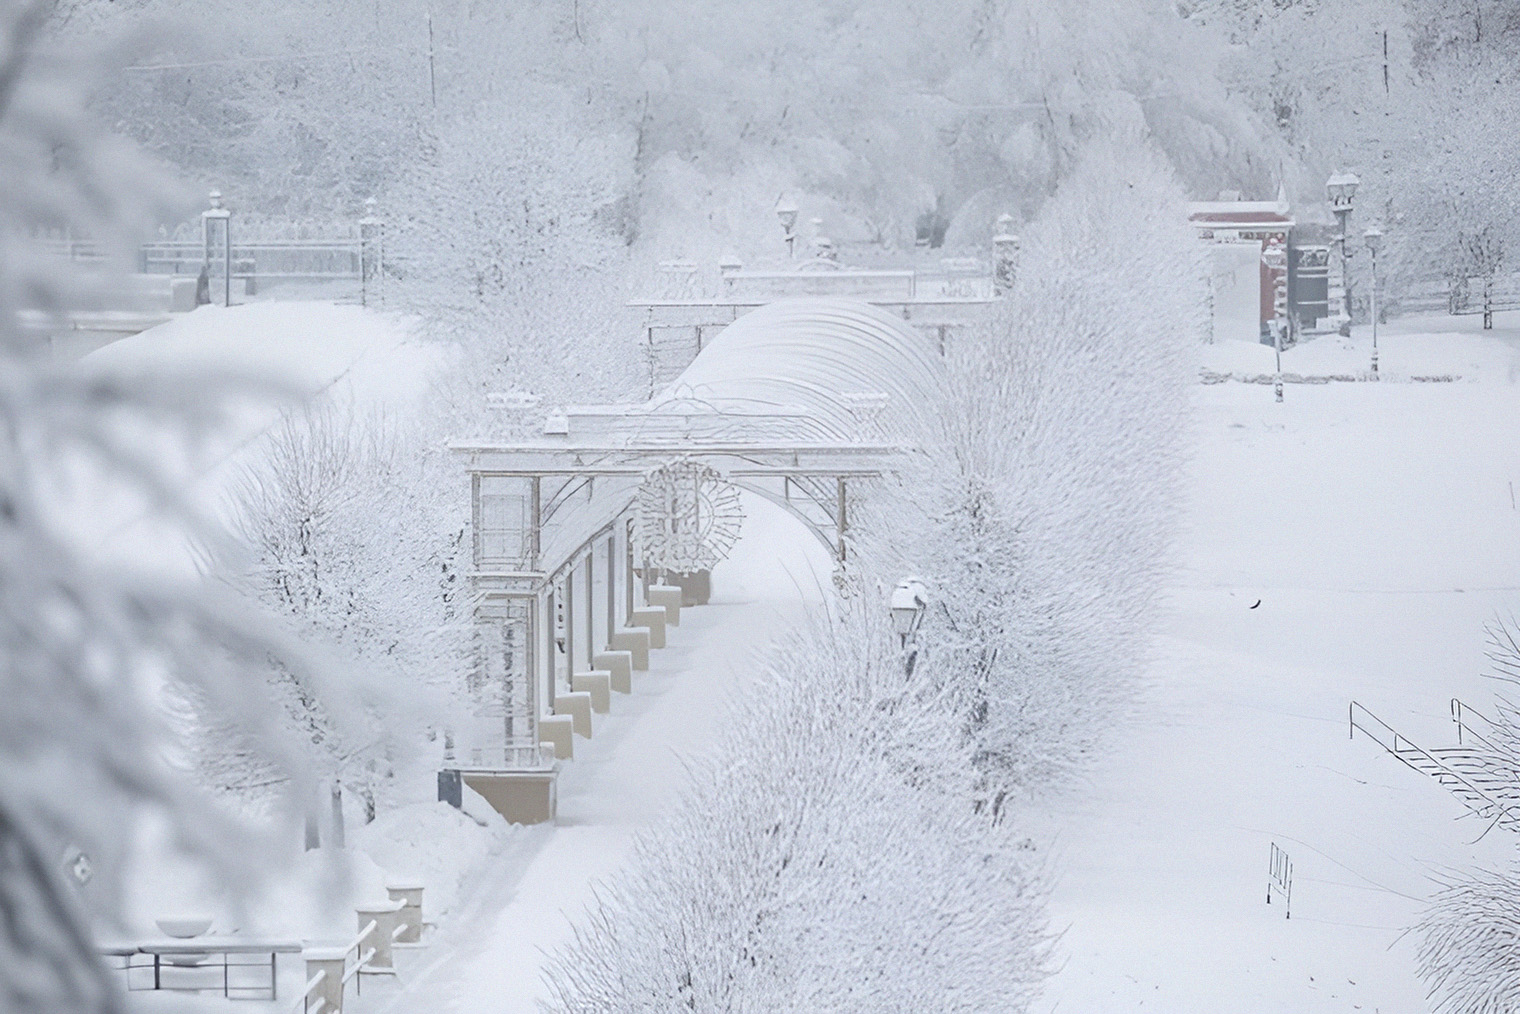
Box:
[386,882,424,943]
[438,768,462,808]
[993,213,1019,295]
[201,190,232,307]
[329,783,345,849]
[302,946,346,1013]
[354,900,404,972]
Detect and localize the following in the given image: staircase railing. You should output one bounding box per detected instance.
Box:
[1451,697,1501,749]
[1349,700,1520,830]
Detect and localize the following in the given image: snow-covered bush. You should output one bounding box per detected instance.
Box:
[541,608,1051,1012]
[1416,618,1520,1012]
[861,138,1205,809]
[1417,861,1520,1014]
[211,407,467,815]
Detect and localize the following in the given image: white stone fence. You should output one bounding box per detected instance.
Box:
[292,882,424,1014]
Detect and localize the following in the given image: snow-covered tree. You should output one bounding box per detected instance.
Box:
[0,4,334,1009]
[215,407,467,816]
[386,81,641,433]
[541,607,1051,1012]
[71,0,1282,264]
[861,138,1204,809]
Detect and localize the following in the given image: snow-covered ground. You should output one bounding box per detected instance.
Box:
[97,303,1520,1013]
[1039,312,1520,1012]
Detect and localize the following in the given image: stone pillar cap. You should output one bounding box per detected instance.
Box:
[386,880,425,892]
[356,899,406,914]
[302,945,349,961]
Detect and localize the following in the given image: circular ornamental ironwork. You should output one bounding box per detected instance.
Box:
[637,460,744,573]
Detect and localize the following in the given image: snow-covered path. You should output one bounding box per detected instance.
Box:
[380,495,833,1014]
[1041,317,1520,1012]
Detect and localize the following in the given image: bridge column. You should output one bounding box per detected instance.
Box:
[606,534,617,646]
[835,477,848,564]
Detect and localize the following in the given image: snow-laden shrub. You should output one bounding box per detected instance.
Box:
[1416,619,1520,1011]
[198,407,467,816]
[1417,861,1520,1014]
[861,137,1205,808]
[540,609,1051,1013]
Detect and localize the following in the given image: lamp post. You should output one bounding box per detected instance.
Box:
[1262,243,1288,403]
[359,196,383,309]
[890,577,928,674]
[201,189,232,307]
[1364,226,1383,376]
[1326,172,1360,336]
[775,195,799,260]
[993,213,1020,295]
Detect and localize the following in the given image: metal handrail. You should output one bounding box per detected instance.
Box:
[342,920,377,983]
[341,948,375,987]
[291,969,325,1014]
[1350,700,1520,828]
[1451,697,1501,749]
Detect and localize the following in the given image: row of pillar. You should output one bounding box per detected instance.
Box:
[537,519,691,762]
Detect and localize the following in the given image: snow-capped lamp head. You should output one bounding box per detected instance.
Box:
[1363,225,1384,256]
[1326,172,1359,215]
[775,195,799,235]
[890,577,929,648]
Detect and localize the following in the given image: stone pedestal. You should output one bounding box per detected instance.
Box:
[554,691,593,737]
[594,651,634,694]
[303,946,347,1012]
[646,585,683,625]
[630,606,667,649]
[609,628,650,670]
[572,670,613,713]
[354,900,404,971]
[538,714,574,759]
[461,768,558,825]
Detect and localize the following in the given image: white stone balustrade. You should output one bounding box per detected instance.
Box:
[609,628,650,670]
[646,584,683,625]
[538,714,575,759]
[386,882,425,944]
[302,946,346,1013]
